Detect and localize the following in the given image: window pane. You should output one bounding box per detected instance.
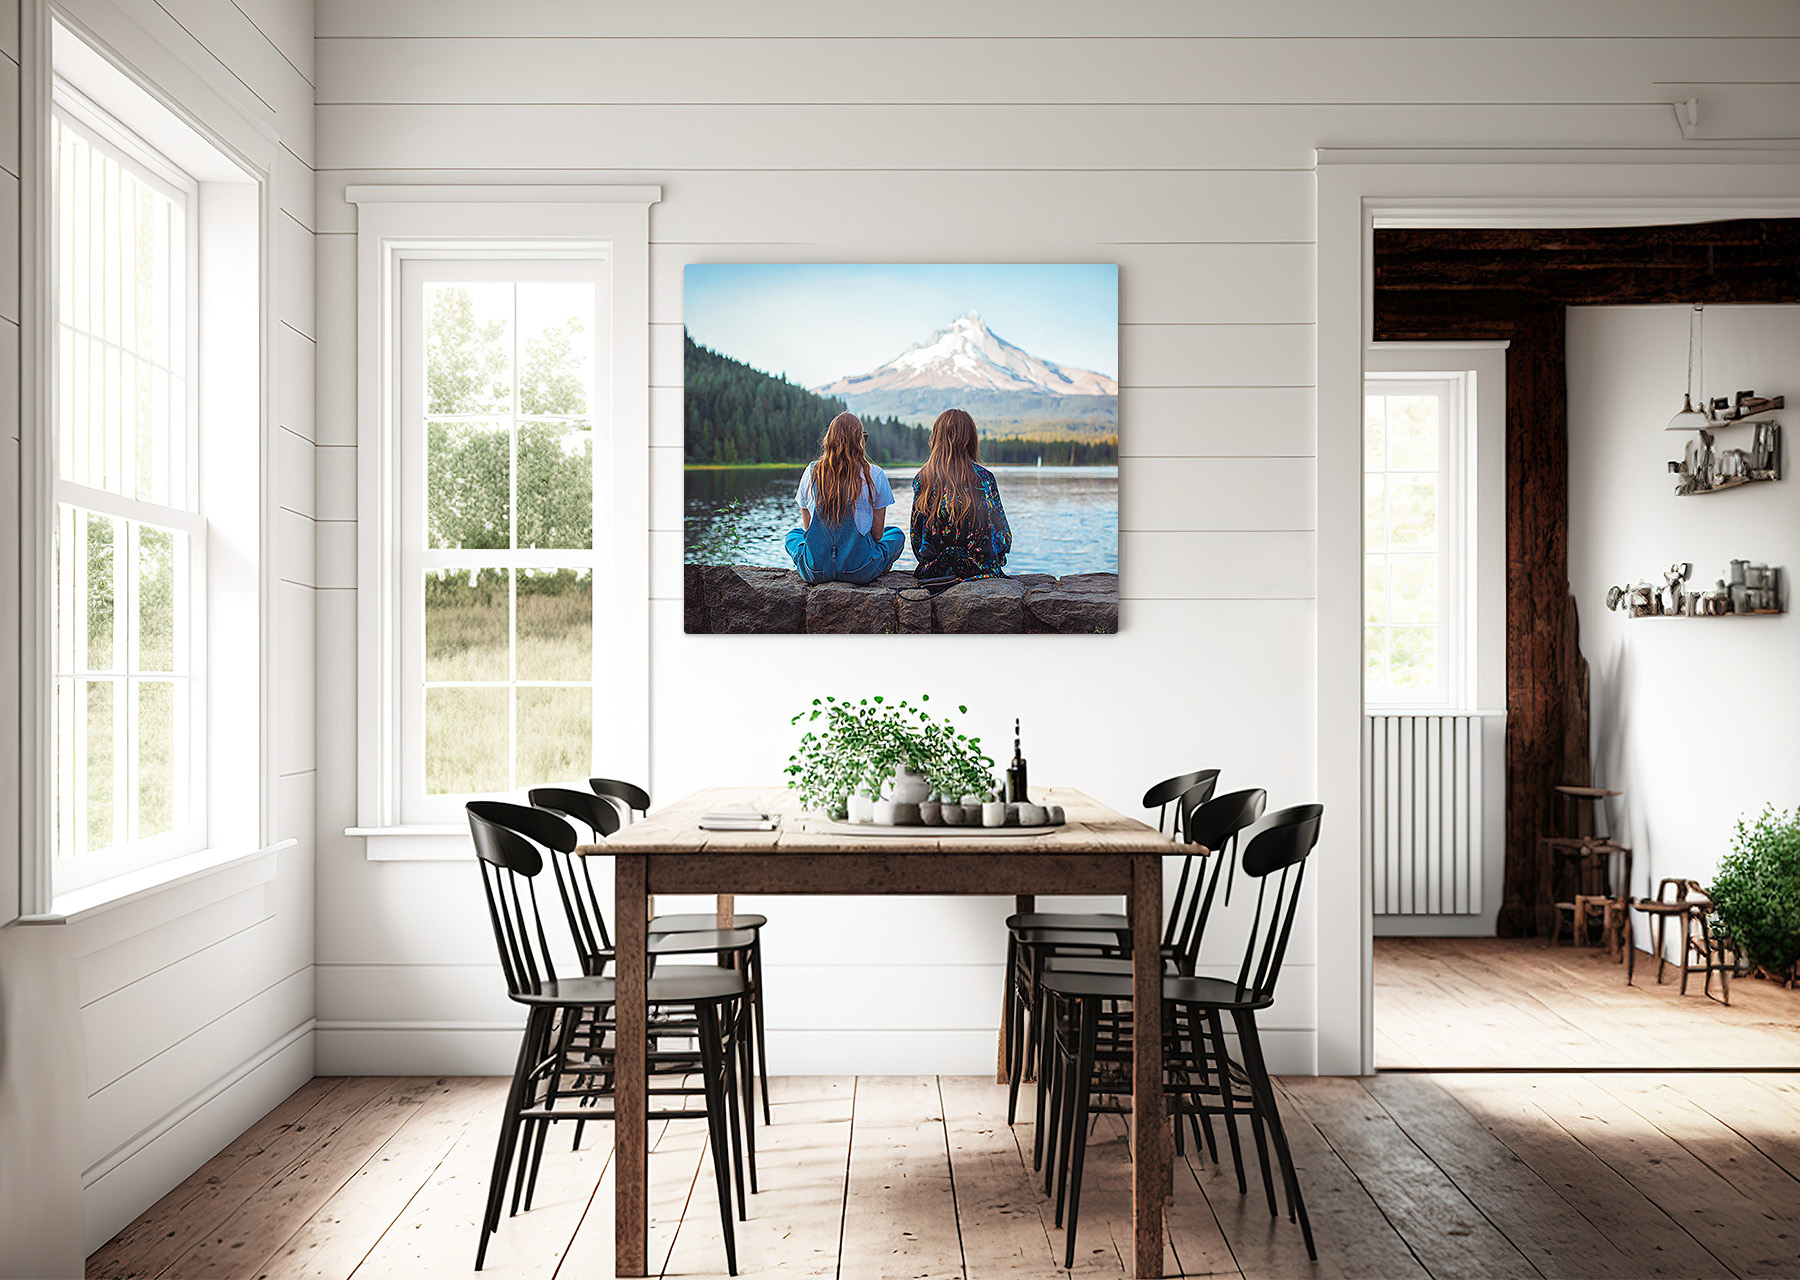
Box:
[85,512,119,671]
[424,569,509,682]
[84,678,119,854]
[517,569,592,681]
[135,525,179,672]
[425,283,512,416]
[1364,557,1387,625]
[1363,474,1386,552]
[517,420,592,549]
[1385,395,1439,470]
[1363,396,1384,470]
[136,679,176,838]
[425,687,509,795]
[1389,555,1437,626]
[427,420,511,549]
[1388,626,1436,690]
[517,283,593,417]
[1386,475,1437,551]
[1364,627,1387,688]
[517,686,590,789]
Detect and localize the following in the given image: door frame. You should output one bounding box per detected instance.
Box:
[1313,151,1800,1075]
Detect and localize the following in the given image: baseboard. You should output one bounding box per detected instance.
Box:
[83,1024,316,1253]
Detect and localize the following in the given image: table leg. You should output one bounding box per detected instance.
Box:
[615,853,649,1276]
[717,893,736,968]
[1130,854,1166,1278]
[998,894,1035,1084]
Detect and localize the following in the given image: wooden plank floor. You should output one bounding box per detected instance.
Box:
[1376,937,1800,1070]
[90,1068,1800,1279]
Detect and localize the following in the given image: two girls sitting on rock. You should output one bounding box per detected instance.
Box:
[787,407,1012,587]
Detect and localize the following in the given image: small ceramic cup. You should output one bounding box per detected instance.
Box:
[891,802,921,826]
[872,799,897,826]
[982,800,1007,827]
[919,800,942,826]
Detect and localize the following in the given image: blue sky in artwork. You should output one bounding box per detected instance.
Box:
[683,263,1119,390]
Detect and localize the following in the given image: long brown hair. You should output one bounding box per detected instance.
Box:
[916,408,981,529]
[811,412,868,527]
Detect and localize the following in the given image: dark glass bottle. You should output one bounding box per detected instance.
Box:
[1005,718,1029,804]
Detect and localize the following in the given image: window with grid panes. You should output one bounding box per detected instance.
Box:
[401,262,606,817]
[51,102,205,882]
[1363,375,1468,708]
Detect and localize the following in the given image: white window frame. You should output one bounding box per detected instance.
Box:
[345,187,658,860]
[1362,371,1474,711]
[16,11,283,920]
[49,91,209,890]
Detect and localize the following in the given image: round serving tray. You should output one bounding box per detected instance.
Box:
[814,820,1061,838]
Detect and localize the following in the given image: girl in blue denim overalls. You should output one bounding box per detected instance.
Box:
[784,412,906,584]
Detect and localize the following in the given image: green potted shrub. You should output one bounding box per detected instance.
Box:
[1710,806,1800,985]
[785,695,995,819]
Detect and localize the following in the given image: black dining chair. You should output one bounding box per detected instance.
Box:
[589,776,652,823]
[581,780,777,1122]
[527,787,769,1141]
[1035,789,1267,1158]
[466,801,754,1275]
[1038,803,1324,1267]
[1001,771,1220,1124]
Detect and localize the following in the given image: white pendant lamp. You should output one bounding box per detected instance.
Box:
[1667,303,1711,431]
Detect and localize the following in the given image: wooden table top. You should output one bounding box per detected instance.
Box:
[580,786,1173,856]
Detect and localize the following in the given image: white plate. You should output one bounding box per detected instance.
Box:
[813,820,1061,838]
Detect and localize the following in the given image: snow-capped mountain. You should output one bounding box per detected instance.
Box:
[814,313,1117,402]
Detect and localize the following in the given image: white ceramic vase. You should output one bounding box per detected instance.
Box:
[887,765,931,805]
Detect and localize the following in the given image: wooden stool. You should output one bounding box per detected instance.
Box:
[1627,879,1733,1004]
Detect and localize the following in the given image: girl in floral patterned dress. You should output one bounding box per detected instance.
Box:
[910,408,1012,582]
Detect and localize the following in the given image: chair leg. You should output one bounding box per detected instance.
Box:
[1033,986,1057,1175]
[510,1007,561,1216]
[477,1006,547,1270]
[1235,1010,1315,1262]
[1206,1010,1248,1195]
[1062,996,1101,1270]
[1053,998,1084,1227]
[749,936,772,1125]
[1005,935,1026,1125]
[523,1010,580,1211]
[696,1003,739,1276]
[1042,995,1065,1195]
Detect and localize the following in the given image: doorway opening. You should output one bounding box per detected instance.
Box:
[1363,219,1800,1071]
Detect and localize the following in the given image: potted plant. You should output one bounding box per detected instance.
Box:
[785,695,995,819]
[1710,805,1800,986]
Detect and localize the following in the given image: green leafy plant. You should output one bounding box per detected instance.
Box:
[785,695,995,815]
[1710,805,1800,980]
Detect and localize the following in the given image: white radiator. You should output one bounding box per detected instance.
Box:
[1365,713,1490,916]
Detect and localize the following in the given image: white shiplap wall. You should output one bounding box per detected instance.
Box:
[1,0,319,1264]
[309,3,1800,1079]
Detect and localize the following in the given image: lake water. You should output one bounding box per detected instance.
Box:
[685,465,1118,577]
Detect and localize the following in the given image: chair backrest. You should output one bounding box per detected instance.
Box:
[528,788,620,967]
[590,777,652,825]
[466,801,578,999]
[1142,769,1219,840]
[1166,789,1268,967]
[1227,803,1324,1004]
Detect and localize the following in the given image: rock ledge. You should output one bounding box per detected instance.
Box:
[684,566,1117,634]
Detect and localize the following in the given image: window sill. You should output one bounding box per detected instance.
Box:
[19,840,294,926]
[347,825,473,862]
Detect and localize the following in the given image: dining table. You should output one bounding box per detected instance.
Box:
[582,784,1177,1279]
